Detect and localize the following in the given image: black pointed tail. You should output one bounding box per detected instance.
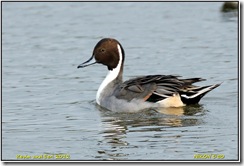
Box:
[180,83,221,105]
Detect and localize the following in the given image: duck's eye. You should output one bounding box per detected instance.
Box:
[100,48,106,53]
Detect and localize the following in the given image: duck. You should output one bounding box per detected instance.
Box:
[77,38,220,112]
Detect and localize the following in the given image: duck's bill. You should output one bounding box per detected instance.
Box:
[77,56,97,68]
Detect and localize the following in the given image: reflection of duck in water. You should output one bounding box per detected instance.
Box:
[221,2,238,12]
[156,104,204,116]
[98,104,205,129]
[96,105,205,159]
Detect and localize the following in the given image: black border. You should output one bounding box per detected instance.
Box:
[1,0,241,163]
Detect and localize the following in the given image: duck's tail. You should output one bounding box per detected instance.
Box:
[180,83,221,105]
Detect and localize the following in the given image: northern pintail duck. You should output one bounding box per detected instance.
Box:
[78,38,220,112]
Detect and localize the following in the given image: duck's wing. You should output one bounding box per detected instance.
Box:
[115,75,220,106]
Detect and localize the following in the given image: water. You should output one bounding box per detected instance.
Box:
[2,2,239,161]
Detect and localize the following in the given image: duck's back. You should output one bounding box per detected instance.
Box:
[114,75,220,107]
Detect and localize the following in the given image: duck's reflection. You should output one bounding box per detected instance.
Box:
[99,104,205,126]
[95,105,206,160]
[156,105,206,116]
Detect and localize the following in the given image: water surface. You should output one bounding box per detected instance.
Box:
[2,2,239,160]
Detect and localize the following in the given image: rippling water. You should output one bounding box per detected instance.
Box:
[2,2,239,161]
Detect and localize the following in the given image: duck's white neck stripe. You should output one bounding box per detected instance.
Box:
[96,44,123,105]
